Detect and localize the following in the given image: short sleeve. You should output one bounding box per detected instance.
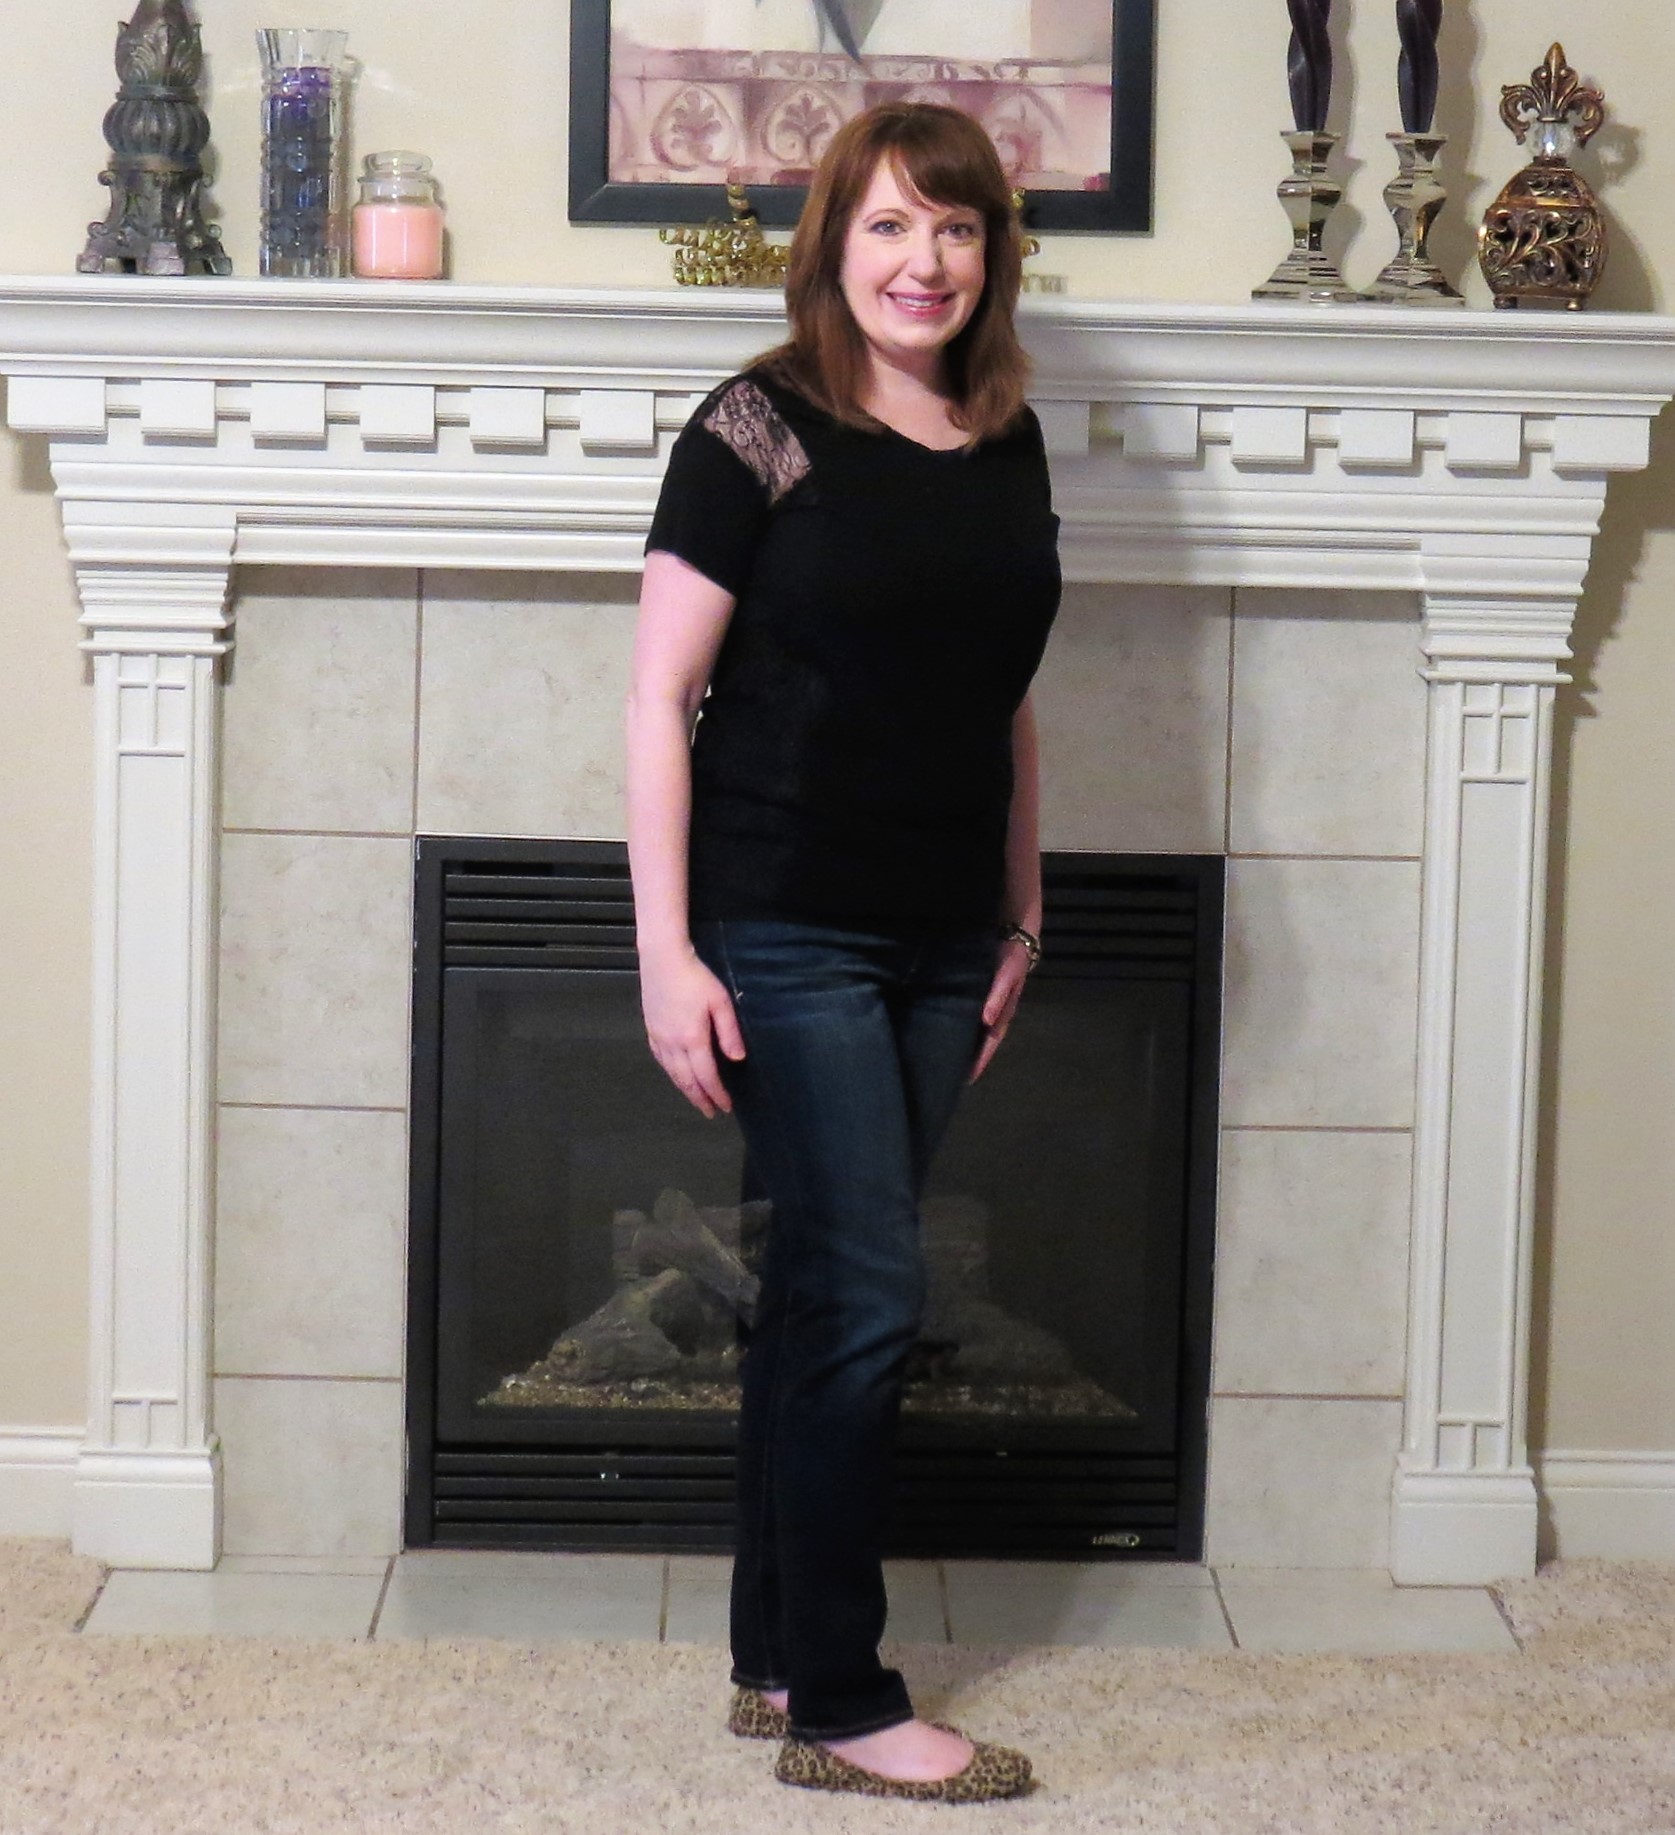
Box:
[1020,406,1057,514]
[646,387,775,599]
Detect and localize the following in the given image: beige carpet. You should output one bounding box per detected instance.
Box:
[2,1541,1674,1832]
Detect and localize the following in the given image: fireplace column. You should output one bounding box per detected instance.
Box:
[1393,529,1592,1584]
[66,493,236,1568]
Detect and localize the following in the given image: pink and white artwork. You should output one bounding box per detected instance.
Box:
[608,0,1117,192]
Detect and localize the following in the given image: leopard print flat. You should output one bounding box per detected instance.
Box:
[727,1686,791,1739]
[773,1724,1034,1802]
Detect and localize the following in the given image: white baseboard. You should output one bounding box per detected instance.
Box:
[1536,1451,1675,1561]
[0,1429,80,1537]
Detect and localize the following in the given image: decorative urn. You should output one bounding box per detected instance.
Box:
[1478,43,1608,311]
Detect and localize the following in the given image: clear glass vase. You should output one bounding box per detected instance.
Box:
[257,28,351,278]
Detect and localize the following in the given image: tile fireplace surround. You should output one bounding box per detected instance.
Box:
[4,278,1674,1583]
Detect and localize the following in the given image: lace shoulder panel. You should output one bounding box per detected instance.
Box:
[702,378,811,506]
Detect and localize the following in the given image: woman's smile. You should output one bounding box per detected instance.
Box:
[886,289,956,317]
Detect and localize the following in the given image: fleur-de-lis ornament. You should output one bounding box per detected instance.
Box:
[1478,44,1608,310]
[1498,43,1606,151]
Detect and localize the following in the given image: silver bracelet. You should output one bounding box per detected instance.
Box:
[999,922,1042,971]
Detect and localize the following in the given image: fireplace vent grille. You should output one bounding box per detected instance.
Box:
[429,1444,1178,1554]
[441,856,1198,978]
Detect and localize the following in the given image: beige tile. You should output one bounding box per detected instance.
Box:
[881,1559,948,1641]
[1229,590,1426,857]
[1213,1130,1411,1395]
[216,1554,392,1575]
[664,1553,732,1644]
[378,1550,664,1641]
[1221,858,1420,1127]
[217,833,413,1107]
[946,1558,1213,1591]
[1034,583,1231,853]
[1211,1565,1393,1589]
[1217,1573,1519,1653]
[943,1560,1231,1648]
[1204,1395,1403,1568]
[214,1106,407,1379]
[223,566,419,834]
[82,1568,384,1637]
[215,1376,404,1558]
[416,571,638,838]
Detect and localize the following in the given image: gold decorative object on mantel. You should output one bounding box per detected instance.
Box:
[1014,188,1065,296]
[1478,44,1608,311]
[660,184,789,288]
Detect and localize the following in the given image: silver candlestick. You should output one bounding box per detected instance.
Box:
[1363,132,1465,305]
[1253,130,1360,304]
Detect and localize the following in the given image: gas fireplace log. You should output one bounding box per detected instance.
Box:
[528,1267,737,1384]
[632,1187,762,1316]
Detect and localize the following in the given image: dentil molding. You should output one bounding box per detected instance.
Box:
[4,277,1675,1577]
[1,276,1668,592]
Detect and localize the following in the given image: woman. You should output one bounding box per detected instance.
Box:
[625,101,1060,1803]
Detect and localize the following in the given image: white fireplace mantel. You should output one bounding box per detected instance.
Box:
[5,276,1675,1581]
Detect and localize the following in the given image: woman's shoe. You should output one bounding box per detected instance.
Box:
[727,1686,791,1739]
[773,1724,1034,1802]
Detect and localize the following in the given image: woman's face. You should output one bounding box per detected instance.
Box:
[838,157,986,380]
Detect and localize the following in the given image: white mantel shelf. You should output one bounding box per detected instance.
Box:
[3,277,1674,597]
[5,277,1675,1582]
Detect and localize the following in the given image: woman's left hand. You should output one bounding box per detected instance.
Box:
[969,941,1032,1082]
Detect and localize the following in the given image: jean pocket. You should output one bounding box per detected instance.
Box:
[705,919,894,1013]
[688,920,744,1004]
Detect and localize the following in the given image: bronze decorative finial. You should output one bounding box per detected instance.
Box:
[78,0,230,275]
[1478,44,1608,310]
[1498,43,1606,150]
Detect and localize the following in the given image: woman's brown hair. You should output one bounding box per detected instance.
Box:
[757,102,1030,444]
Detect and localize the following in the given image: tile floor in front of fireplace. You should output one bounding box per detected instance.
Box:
[79,1553,1520,1654]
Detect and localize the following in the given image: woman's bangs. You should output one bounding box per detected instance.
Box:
[886,132,1006,222]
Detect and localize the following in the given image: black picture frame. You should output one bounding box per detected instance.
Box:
[568,0,1157,234]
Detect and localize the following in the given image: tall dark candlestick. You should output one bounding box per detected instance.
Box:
[1286,0,1333,133]
[1397,0,1443,134]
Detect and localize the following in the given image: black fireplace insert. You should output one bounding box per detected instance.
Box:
[405,838,1221,1559]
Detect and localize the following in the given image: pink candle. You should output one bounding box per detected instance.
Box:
[353,200,445,278]
[351,151,446,280]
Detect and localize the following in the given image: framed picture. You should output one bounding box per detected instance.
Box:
[568,0,1157,233]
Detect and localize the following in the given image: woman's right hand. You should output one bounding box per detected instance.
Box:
[639,945,747,1119]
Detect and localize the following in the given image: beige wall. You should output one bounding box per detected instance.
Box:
[1,1,1670,1450]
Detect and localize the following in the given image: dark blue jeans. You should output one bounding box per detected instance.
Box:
[690,917,997,1741]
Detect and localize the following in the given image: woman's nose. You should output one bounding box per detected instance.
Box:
[904,229,945,277]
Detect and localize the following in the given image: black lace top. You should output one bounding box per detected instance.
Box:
[645,365,1061,929]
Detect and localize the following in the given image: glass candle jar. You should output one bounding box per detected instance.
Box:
[352,151,446,280]
[257,28,352,278]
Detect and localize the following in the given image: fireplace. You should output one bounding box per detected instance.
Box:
[5,278,1671,1580]
[406,838,1222,1557]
